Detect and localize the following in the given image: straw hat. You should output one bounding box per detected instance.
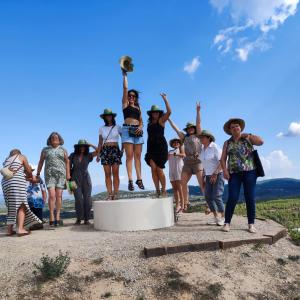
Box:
[100,108,117,119]
[147,105,164,116]
[183,122,196,132]
[199,130,216,142]
[169,138,182,147]
[223,118,245,135]
[119,56,134,72]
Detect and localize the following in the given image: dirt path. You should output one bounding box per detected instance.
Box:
[0,213,299,299]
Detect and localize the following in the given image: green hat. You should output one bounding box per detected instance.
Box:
[183,122,197,132]
[199,130,216,142]
[147,105,164,116]
[223,118,245,135]
[74,139,89,148]
[100,108,117,119]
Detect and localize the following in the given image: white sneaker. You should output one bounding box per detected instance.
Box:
[217,218,225,226]
[207,217,218,225]
[248,224,257,233]
[222,224,230,232]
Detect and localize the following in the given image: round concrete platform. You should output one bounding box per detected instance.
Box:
[93,197,175,231]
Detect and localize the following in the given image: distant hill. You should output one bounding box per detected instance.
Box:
[168,178,300,202]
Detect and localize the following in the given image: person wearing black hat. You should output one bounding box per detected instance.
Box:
[97,109,123,200]
[168,102,205,211]
[145,93,171,197]
[220,118,264,233]
[69,140,98,225]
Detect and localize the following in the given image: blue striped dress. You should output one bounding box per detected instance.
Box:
[1,155,42,228]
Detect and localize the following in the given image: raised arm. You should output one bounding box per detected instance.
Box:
[122,70,128,109]
[242,133,264,146]
[168,118,185,140]
[159,93,171,124]
[196,102,202,135]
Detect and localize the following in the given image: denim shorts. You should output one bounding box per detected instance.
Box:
[121,125,144,145]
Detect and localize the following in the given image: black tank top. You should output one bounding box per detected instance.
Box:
[123,106,140,120]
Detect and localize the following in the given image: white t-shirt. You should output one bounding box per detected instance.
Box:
[200,142,222,176]
[99,125,122,143]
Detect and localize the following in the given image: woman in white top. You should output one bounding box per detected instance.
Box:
[97,109,123,200]
[168,138,185,212]
[199,130,225,226]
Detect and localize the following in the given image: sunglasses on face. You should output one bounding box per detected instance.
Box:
[128,94,136,98]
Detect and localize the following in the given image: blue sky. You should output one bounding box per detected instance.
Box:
[0,0,299,190]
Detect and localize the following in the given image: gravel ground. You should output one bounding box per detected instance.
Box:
[0,213,299,300]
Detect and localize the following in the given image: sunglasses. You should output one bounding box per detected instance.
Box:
[128,94,136,98]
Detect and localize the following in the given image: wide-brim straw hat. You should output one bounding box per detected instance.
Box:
[183,122,197,132]
[199,130,216,142]
[119,55,134,72]
[74,139,89,148]
[147,105,164,116]
[223,118,245,135]
[100,108,117,119]
[169,138,182,147]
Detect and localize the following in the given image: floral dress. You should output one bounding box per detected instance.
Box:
[227,137,255,174]
[42,146,67,189]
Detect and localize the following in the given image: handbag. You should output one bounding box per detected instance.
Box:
[244,138,265,177]
[128,126,143,138]
[0,154,23,180]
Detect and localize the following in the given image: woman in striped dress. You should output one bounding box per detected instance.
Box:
[1,149,42,236]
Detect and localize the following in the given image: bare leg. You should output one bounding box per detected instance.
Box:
[48,188,56,222]
[55,188,63,221]
[103,165,113,196]
[157,167,166,195]
[150,159,160,193]
[175,180,184,209]
[112,164,120,197]
[196,170,205,195]
[17,204,28,234]
[123,143,134,181]
[133,144,143,180]
[171,181,179,209]
[7,224,14,235]
[181,171,192,210]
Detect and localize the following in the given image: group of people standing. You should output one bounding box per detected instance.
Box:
[1,68,264,236]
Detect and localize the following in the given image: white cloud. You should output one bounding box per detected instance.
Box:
[261,150,300,178]
[211,0,299,61]
[277,121,300,137]
[183,56,201,76]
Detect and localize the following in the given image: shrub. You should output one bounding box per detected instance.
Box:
[33,251,71,281]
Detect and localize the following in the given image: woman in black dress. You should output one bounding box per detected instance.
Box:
[145,93,171,197]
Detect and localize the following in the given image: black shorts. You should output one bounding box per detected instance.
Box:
[100,146,122,165]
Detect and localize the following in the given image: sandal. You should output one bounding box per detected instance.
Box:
[49,221,55,227]
[55,220,64,227]
[6,231,16,236]
[156,190,160,198]
[17,231,31,237]
[128,180,134,191]
[135,179,145,190]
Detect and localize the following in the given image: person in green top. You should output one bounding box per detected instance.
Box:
[36,132,70,227]
[220,118,264,233]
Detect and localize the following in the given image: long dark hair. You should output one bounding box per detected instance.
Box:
[128,89,140,108]
[148,112,164,124]
[47,132,64,146]
[103,116,116,126]
[74,145,89,155]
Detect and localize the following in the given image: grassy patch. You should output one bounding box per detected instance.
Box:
[33,251,71,281]
[194,283,224,300]
[235,198,300,245]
